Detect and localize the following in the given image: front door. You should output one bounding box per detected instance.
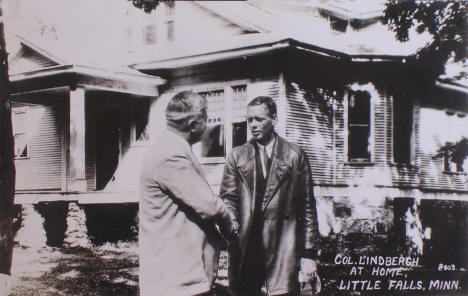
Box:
[96,104,122,190]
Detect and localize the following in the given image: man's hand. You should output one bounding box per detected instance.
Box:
[231,220,239,238]
[298,258,318,283]
[229,210,239,239]
[222,210,239,241]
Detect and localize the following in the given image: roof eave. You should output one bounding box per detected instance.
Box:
[132,37,414,72]
[132,39,292,71]
[10,64,165,97]
[436,80,468,96]
[132,38,362,71]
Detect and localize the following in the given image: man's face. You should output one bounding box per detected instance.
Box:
[189,109,207,144]
[247,104,277,145]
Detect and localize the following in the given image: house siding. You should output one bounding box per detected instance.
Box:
[285,81,335,185]
[15,105,62,191]
[417,106,468,191]
[283,79,468,192]
[9,47,59,75]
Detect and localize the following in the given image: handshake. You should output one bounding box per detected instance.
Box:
[217,209,239,241]
[226,212,239,241]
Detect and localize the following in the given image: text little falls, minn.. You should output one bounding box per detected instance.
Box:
[337,279,460,292]
[333,254,462,292]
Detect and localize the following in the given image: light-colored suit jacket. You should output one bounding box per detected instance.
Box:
[139,130,233,296]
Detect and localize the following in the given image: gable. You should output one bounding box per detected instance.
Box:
[9,44,61,75]
[173,2,260,42]
[193,1,271,34]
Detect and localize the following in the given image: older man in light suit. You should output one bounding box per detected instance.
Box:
[139,91,237,296]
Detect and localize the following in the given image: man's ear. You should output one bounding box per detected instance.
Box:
[272,114,278,125]
[187,118,198,132]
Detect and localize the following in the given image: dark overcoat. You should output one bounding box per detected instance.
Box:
[220,136,320,295]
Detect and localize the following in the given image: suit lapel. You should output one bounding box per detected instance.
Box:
[262,137,291,212]
[237,142,256,207]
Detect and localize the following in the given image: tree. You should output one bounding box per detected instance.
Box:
[128,0,161,13]
[384,1,467,79]
[0,0,16,291]
[434,137,468,173]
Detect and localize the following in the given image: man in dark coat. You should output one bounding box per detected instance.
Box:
[220,96,320,296]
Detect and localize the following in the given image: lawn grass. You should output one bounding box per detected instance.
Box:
[10,243,232,296]
[11,244,138,296]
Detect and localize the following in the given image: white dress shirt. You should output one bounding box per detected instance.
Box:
[256,138,275,177]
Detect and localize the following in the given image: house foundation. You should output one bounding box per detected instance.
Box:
[14,201,138,248]
[12,196,468,271]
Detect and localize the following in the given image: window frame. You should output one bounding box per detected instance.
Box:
[142,24,157,45]
[392,96,414,165]
[197,89,226,162]
[12,106,30,159]
[346,89,373,163]
[441,140,467,175]
[172,80,250,164]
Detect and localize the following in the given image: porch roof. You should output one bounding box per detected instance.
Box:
[10,64,165,97]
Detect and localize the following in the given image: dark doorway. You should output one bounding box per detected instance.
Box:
[420,200,468,268]
[96,104,122,190]
[84,203,138,245]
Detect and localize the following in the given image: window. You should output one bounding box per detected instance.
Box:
[12,106,29,158]
[166,20,174,41]
[198,90,225,158]
[14,133,28,158]
[231,85,248,148]
[143,24,157,45]
[329,15,348,34]
[437,137,467,173]
[165,2,175,42]
[125,27,134,51]
[193,85,248,161]
[348,90,371,162]
[393,97,413,164]
[443,148,455,172]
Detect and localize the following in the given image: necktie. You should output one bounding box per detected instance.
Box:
[262,146,271,177]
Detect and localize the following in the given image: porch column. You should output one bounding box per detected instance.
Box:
[68,87,87,192]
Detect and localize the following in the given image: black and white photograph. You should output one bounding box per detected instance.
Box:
[0,0,466,295]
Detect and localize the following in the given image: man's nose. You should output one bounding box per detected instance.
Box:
[249,121,258,128]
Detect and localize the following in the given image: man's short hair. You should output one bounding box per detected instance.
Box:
[166,91,207,131]
[247,96,277,118]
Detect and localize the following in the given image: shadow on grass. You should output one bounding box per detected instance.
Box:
[12,245,232,296]
[39,247,138,296]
